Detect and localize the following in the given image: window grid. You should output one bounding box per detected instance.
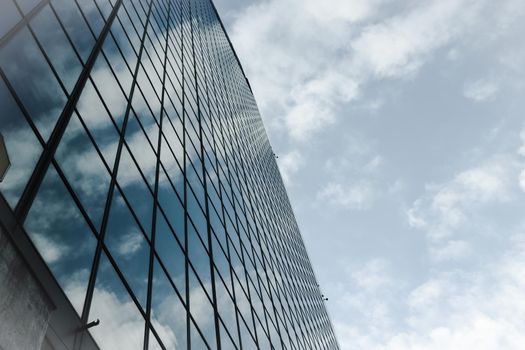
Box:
[0,0,340,348]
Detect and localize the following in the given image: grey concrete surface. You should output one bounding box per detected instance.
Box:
[0,226,53,350]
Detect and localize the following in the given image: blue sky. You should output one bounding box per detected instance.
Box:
[214,0,525,348]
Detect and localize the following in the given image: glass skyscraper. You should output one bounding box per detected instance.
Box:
[0,0,339,349]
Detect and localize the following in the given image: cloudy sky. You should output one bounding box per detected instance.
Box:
[213,0,525,348]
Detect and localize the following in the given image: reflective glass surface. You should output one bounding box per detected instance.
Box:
[0,0,339,349]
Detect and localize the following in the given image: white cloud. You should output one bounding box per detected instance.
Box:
[429,240,472,262]
[277,150,303,185]
[350,258,392,291]
[518,127,525,156]
[116,230,144,256]
[331,232,525,350]
[30,233,69,264]
[519,169,525,192]
[318,181,376,210]
[229,0,503,141]
[407,157,516,239]
[463,79,499,101]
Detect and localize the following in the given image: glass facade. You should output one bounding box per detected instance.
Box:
[0,0,339,349]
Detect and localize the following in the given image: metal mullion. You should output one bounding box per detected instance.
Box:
[199,50,243,350]
[217,314,240,350]
[189,10,221,346]
[159,131,184,175]
[0,69,46,147]
[163,64,183,106]
[96,239,165,344]
[137,54,163,102]
[70,0,113,55]
[201,5,260,348]
[111,4,141,57]
[207,33,263,350]
[47,3,89,67]
[165,51,184,95]
[79,0,154,327]
[173,0,193,345]
[232,154,288,348]
[11,2,72,101]
[151,232,186,304]
[187,308,212,350]
[127,0,148,29]
[0,0,49,48]
[13,0,123,221]
[143,0,172,346]
[37,112,157,350]
[140,39,165,92]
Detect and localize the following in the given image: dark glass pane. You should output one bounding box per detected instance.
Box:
[0,28,67,141]
[155,212,185,299]
[30,5,83,93]
[191,323,211,350]
[104,188,150,308]
[24,165,97,315]
[75,79,120,167]
[189,269,216,349]
[88,252,145,349]
[90,51,128,129]
[151,258,186,350]
[124,112,156,188]
[0,77,42,208]
[77,0,106,37]
[116,145,153,236]
[55,112,111,231]
[51,0,96,63]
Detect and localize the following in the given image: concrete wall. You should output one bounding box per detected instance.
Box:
[0,225,53,350]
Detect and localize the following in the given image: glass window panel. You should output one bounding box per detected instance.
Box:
[102,33,134,93]
[155,212,185,300]
[76,0,106,37]
[90,52,128,129]
[187,184,206,242]
[0,28,67,141]
[131,89,159,150]
[158,167,184,240]
[151,258,186,350]
[216,278,238,348]
[88,252,145,350]
[161,122,184,174]
[51,0,96,63]
[124,112,156,188]
[191,323,211,350]
[104,187,150,308]
[55,112,111,231]
[136,66,161,119]
[122,0,145,32]
[94,0,114,20]
[24,165,97,315]
[113,4,141,54]
[189,270,215,349]
[0,77,42,208]
[76,79,120,167]
[188,222,211,293]
[147,335,162,350]
[30,5,83,93]
[239,318,257,350]
[117,145,153,236]
[219,325,237,350]
[0,0,21,38]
